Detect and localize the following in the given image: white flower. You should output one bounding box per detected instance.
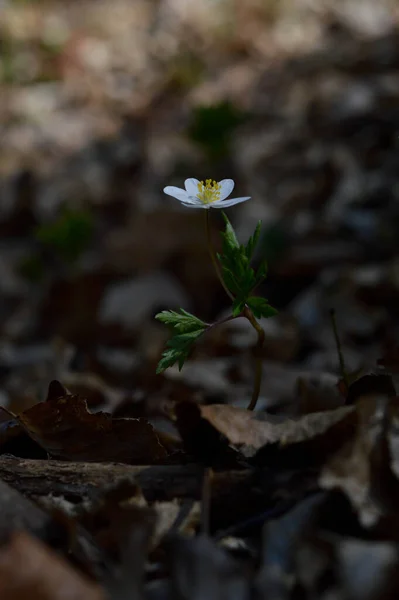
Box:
[163,178,250,209]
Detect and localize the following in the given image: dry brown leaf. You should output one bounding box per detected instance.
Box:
[201,403,353,456]
[345,374,396,405]
[320,396,399,528]
[16,380,167,464]
[176,401,354,461]
[0,531,105,600]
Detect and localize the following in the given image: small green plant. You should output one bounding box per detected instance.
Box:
[157,178,277,411]
[19,207,94,284]
[35,207,94,265]
[188,102,247,159]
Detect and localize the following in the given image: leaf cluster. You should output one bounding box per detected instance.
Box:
[217,214,277,318]
[155,309,208,373]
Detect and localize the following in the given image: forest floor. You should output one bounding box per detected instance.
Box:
[0,1,399,598]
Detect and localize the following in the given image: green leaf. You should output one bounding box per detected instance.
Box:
[245,221,262,260]
[155,308,208,373]
[254,259,268,287]
[217,216,271,303]
[221,212,239,249]
[232,298,246,317]
[156,329,205,374]
[155,309,207,333]
[246,296,278,319]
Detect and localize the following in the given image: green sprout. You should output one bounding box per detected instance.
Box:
[156,178,277,411]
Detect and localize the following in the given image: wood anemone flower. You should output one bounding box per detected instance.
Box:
[164,178,250,209]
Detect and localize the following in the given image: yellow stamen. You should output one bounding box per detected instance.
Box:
[197,179,221,204]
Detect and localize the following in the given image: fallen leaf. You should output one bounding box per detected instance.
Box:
[0,531,105,600]
[200,403,353,457]
[176,401,354,461]
[16,380,167,464]
[345,374,396,405]
[320,396,399,528]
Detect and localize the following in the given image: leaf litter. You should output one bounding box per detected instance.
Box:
[0,0,399,598]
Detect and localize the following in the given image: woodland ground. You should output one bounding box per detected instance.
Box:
[0,1,398,598]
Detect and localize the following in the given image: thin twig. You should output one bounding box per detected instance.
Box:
[330,308,349,390]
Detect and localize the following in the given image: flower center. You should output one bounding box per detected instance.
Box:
[197,179,221,204]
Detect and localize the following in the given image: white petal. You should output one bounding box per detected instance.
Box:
[181,196,206,205]
[218,179,235,201]
[163,186,190,202]
[181,197,205,207]
[184,178,200,196]
[181,202,209,209]
[212,196,251,208]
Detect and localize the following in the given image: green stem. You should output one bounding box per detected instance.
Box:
[243,306,265,411]
[204,313,239,332]
[205,210,265,411]
[205,210,234,301]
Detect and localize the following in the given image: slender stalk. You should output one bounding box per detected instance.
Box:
[205,210,234,301]
[330,309,349,390]
[204,313,239,332]
[243,306,265,411]
[205,210,265,411]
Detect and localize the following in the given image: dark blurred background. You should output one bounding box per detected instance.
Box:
[0,0,398,419]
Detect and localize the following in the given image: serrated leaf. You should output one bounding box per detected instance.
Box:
[246,296,278,319]
[156,328,205,373]
[254,259,268,287]
[217,217,271,302]
[232,298,246,317]
[245,221,262,260]
[155,309,207,333]
[221,212,239,249]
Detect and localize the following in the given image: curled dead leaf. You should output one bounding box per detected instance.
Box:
[320,396,399,528]
[16,380,167,464]
[176,401,354,463]
[345,374,396,405]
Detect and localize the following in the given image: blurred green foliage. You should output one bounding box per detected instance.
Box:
[188,101,247,159]
[35,207,94,265]
[18,254,45,283]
